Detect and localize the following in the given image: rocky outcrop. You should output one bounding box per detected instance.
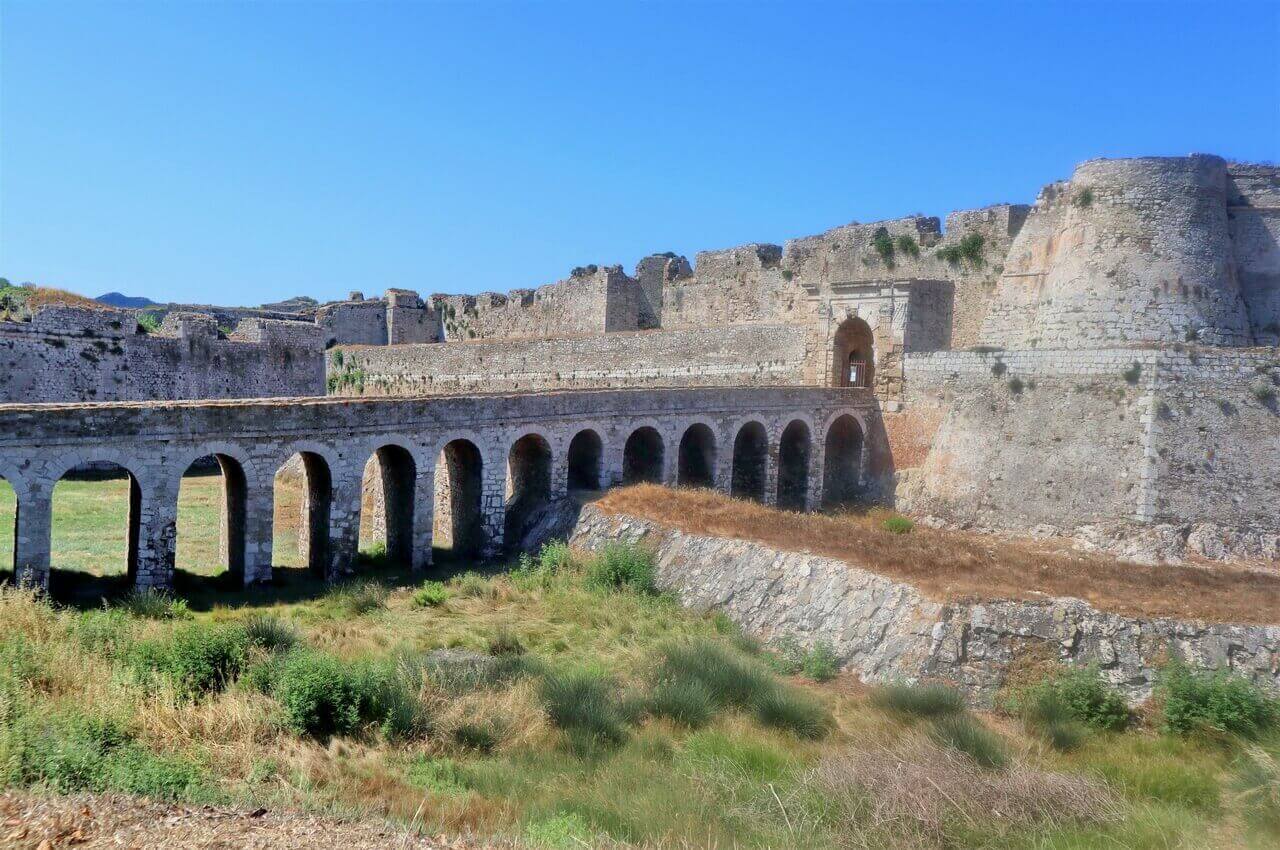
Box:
[570,505,1280,704]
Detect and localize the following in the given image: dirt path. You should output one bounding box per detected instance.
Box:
[0,792,513,849]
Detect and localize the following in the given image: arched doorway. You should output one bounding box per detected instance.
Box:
[677,424,716,488]
[177,454,248,583]
[505,433,553,550]
[358,445,416,567]
[777,420,812,511]
[832,316,875,388]
[434,439,484,561]
[731,422,768,502]
[273,452,332,577]
[822,415,864,508]
[623,427,665,485]
[567,429,603,493]
[50,462,141,597]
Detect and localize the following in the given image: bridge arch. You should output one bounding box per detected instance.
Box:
[567,428,604,493]
[822,412,865,508]
[505,431,553,551]
[177,452,250,582]
[677,422,717,488]
[48,452,145,595]
[623,426,665,485]
[730,420,769,502]
[359,443,418,567]
[777,419,813,511]
[434,437,485,560]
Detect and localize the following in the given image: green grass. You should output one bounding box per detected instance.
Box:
[0,486,1275,848]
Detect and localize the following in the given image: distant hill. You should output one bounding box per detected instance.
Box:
[97,292,157,308]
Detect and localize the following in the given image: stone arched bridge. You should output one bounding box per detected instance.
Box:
[0,386,875,591]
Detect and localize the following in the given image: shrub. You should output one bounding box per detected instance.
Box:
[328,580,387,616]
[276,652,362,738]
[871,682,966,719]
[896,234,920,258]
[585,542,657,594]
[135,312,161,333]
[116,589,191,621]
[240,653,288,695]
[1073,187,1095,208]
[163,624,250,697]
[73,609,134,655]
[881,516,914,535]
[646,677,715,728]
[1019,666,1130,732]
[1007,376,1025,394]
[412,581,449,608]
[938,233,985,267]
[763,636,805,675]
[1123,361,1143,385]
[1159,661,1279,739]
[539,671,628,747]
[801,640,839,682]
[929,715,1009,770]
[242,614,299,654]
[1251,379,1277,404]
[351,661,430,740]
[752,687,831,740]
[451,572,494,599]
[357,541,388,567]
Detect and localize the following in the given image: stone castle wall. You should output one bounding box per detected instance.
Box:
[0,307,325,403]
[331,324,811,396]
[980,156,1272,349]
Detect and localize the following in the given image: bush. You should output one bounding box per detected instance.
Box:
[929,715,1009,770]
[646,677,715,729]
[896,234,920,258]
[1159,661,1279,739]
[585,543,657,594]
[881,516,914,535]
[937,233,985,267]
[752,687,831,740]
[158,624,249,697]
[73,609,134,655]
[539,671,628,748]
[135,312,162,333]
[116,589,191,621]
[763,636,805,675]
[328,581,387,616]
[1019,666,1130,732]
[801,640,839,682]
[871,230,896,268]
[242,614,299,654]
[871,682,966,719]
[1122,361,1143,385]
[276,652,361,738]
[412,581,449,608]
[1073,187,1095,208]
[451,572,494,599]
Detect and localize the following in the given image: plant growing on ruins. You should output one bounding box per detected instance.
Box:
[1123,361,1143,384]
[412,580,449,608]
[331,349,344,367]
[1008,376,1025,394]
[136,311,161,333]
[1013,666,1130,734]
[801,640,839,682]
[871,230,896,269]
[896,234,920,258]
[1251,379,1277,404]
[1073,187,1095,208]
[585,542,657,594]
[937,233,986,267]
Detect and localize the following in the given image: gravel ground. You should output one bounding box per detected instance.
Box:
[0,792,514,849]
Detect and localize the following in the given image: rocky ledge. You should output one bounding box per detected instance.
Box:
[570,505,1280,704]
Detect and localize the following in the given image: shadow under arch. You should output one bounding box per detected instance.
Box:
[677,423,716,488]
[730,421,768,502]
[777,419,812,511]
[623,427,665,485]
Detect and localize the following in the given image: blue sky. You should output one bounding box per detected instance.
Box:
[1,1,1277,306]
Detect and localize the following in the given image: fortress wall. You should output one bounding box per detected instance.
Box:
[897,347,1280,556]
[0,307,325,402]
[1227,163,1280,345]
[317,300,388,345]
[981,155,1258,350]
[330,324,811,396]
[432,265,651,341]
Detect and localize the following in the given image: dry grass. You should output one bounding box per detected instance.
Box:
[23,286,104,310]
[803,735,1122,849]
[595,485,1280,624]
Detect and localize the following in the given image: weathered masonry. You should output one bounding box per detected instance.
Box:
[0,387,875,591]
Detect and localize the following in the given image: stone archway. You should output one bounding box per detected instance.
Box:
[832,316,875,388]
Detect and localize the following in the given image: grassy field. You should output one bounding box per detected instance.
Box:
[2,480,1280,847]
[0,539,1277,847]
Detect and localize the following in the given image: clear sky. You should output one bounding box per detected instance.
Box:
[1,1,1277,306]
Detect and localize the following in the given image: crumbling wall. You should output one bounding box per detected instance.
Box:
[0,307,325,402]
[330,324,810,396]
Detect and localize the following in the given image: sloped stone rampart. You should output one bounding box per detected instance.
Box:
[570,505,1280,704]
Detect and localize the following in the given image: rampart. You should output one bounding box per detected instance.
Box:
[329,324,811,395]
[0,307,326,402]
